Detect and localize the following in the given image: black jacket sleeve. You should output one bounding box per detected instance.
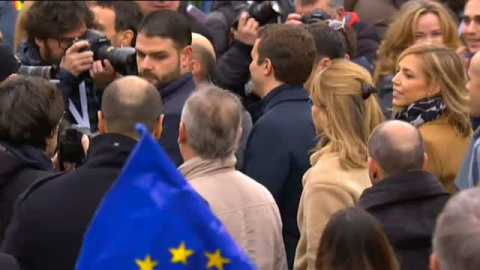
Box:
[215,40,253,97]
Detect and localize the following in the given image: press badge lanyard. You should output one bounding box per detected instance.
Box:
[68,81,91,130]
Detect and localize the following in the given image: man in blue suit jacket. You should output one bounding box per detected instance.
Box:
[242,24,317,269]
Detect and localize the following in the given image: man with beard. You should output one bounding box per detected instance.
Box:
[136,10,195,166]
[18,1,110,133]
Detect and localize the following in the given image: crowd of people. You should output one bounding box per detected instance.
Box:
[0,0,479,269]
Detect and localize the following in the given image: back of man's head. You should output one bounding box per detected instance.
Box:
[24,1,94,40]
[181,84,243,160]
[257,24,316,86]
[138,10,192,49]
[94,1,144,46]
[100,76,162,138]
[368,120,425,177]
[302,22,347,61]
[432,187,480,270]
[0,76,64,151]
[191,33,216,83]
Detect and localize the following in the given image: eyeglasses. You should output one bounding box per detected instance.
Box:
[326,20,353,58]
[55,30,88,49]
[56,37,78,49]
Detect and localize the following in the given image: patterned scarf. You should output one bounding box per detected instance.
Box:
[395,97,446,127]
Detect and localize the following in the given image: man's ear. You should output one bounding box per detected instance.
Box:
[190,59,201,75]
[422,153,429,170]
[264,58,273,76]
[98,111,107,135]
[319,57,332,70]
[153,114,164,140]
[235,127,243,150]
[120,29,134,47]
[178,121,187,144]
[34,38,45,49]
[368,157,381,185]
[430,253,440,270]
[181,45,193,69]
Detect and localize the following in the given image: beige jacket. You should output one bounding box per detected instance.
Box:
[418,116,472,194]
[294,146,372,270]
[179,155,287,270]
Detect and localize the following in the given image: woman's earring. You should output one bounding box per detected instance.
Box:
[427,92,431,100]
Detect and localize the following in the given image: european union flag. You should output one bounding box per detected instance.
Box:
[76,124,256,270]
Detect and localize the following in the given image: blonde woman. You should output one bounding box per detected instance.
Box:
[373,0,461,117]
[294,60,385,270]
[393,44,472,193]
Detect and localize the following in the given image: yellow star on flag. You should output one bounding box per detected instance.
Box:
[205,249,230,270]
[170,241,194,264]
[135,254,158,270]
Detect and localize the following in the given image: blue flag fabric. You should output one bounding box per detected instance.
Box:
[76,124,256,270]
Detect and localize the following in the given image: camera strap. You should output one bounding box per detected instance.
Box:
[68,81,91,131]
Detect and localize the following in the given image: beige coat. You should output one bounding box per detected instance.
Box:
[178,155,287,270]
[418,116,472,194]
[294,146,372,270]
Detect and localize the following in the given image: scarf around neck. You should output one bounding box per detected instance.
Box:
[395,97,446,127]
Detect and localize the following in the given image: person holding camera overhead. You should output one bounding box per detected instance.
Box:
[17,1,119,134]
[286,0,380,69]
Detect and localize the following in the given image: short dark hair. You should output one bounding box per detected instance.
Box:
[94,1,144,46]
[298,0,345,8]
[138,10,192,49]
[257,24,316,85]
[101,76,162,136]
[317,207,400,270]
[303,23,347,60]
[0,76,64,150]
[24,1,94,40]
[192,44,217,83]
[368,121,425,175]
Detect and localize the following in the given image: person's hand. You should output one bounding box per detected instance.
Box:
[59,40,94,77]
[89,59,116,89]
[234,12,259,46]
[286,13,303,25]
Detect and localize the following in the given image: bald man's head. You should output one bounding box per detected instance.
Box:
[191,33,216,84]
[100,76,162,138]
[468,52,480,117]
[368,120,425,177]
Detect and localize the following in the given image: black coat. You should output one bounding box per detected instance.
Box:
[157,73,196,166]
[0,143,55,244]
[242,84,317,268]
[358,171,450,270]
[0,253,19,270]
[1,134,137,270]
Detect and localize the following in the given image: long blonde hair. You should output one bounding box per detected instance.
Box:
[395,44,472,138]
[13,1,34,53]
[310,60,385,170]
[373,0,461,85]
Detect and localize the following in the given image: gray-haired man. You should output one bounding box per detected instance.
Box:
[178,84,287,270]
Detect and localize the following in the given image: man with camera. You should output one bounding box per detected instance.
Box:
[18,1,121,134]
[286,0,379,68]
[2,76,163,270]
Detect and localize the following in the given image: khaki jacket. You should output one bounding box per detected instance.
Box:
[179,155,287,270]
[294,146,372,270]
[418,116,472,193]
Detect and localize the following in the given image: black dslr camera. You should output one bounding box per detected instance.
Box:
[301,9,332,24]
[233,1,283,29]
[74,29,138,77]
[17,29,138,80]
